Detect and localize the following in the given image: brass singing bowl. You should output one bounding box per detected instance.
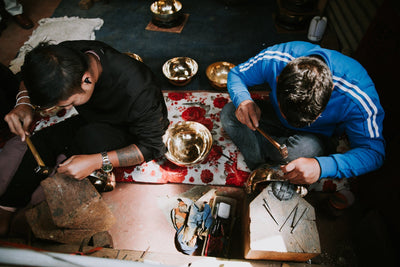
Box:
[162,57,198,86]
[245,164,308,197]
[206,61,235,90]
[124,52,144,62]
[245,164,286,194]
[150,0,183,26]
[163,121,213,167]
[151,0,182,15]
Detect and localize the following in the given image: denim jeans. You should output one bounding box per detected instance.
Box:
[220,100,335,170]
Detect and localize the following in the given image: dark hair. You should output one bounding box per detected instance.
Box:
[276,56,333,128]
[22,42,88,108]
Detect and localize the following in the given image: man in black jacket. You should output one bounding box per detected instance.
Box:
[1,40,169,235]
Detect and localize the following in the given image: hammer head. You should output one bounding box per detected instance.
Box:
[280,144,289,160]
[34,165,52,176]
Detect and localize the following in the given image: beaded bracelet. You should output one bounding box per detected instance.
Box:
[15,102,34,109]
[16,90,29,99]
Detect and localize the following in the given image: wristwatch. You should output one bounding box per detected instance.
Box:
[101,151,113,173]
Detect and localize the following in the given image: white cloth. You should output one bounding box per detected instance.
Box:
[9,16,104,74]
[0,0,23,21]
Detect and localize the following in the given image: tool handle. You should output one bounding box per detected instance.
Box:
[257,128,288,159]
[256,128,282,151]
[25,136,46,167]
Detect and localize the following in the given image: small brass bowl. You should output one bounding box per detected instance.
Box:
[163,121,213,167]
[206,61,235,90]
[124,52,144,62]
[162,57,198,86]
[150,0,183,28]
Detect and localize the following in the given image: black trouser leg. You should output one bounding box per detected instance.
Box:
[0,115,134,208]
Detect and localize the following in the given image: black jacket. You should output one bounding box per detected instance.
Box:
[61,40,169,161]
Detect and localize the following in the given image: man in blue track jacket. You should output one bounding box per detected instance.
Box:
[221,41,385,186]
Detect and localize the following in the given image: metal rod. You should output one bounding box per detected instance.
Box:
[279,202,299,232]
[263,198,271,211]
[291,203,299,228]
[263,203,279,226]
[291,207,308,234]
[220,152,235,163]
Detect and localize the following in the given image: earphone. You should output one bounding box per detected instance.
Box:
[84,77,92,84]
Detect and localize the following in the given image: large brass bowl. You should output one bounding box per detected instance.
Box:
[206,61,235,90]
[163,121,213,167]
[162,57,198,86]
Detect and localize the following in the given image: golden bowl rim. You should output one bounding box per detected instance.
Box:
[205,61,235,90]
[162,56,199,81]
[150,0,183,15]
[163,121,213,167]
[124,52,144,62]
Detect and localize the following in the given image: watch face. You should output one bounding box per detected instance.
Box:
[102,164,113,173]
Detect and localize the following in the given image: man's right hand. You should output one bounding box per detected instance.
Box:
[4,105,34,141]
[235,100,261,131]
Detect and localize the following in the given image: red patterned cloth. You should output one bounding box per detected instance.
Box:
[31,91,268,186]
[19,91,350,190]
[114,91,269,186]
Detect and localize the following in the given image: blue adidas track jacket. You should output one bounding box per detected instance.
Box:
[227,41,385,179]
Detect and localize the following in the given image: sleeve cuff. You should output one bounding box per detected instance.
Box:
[315,156,338,178]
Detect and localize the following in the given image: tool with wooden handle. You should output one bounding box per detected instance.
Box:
[256,127,288,160]
[25,136,52,175]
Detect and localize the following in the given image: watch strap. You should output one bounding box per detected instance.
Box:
[101,151,113,172]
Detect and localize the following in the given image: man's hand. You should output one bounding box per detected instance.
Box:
[57,154,102,180]
[280,157,321,184]
[4,105,35,141]
[235,100,261,131]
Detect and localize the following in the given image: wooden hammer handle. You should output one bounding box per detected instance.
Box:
[25,136,46,167]
[256,127,282,151]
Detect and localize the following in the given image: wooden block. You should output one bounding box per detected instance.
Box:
[145,14,189,34]
[26,201,98,244]
[40,173,115,231]
[244,185,320,262]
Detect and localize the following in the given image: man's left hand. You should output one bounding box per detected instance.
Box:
[57,154,100,180]
[280,158,321,184]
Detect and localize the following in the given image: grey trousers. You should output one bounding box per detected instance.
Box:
[220,100,335,170]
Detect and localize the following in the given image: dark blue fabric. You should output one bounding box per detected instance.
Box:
[52,0,307,91]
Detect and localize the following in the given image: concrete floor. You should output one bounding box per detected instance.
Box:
[1,1,396,266]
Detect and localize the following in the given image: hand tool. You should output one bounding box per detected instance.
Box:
[279,202,299,232]
[263,202,279,226]
[291,207,308,233]
[25,136,52,175]
[256,127,288,159]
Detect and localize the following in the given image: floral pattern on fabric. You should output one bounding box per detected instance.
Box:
[29,91,351,190]
[114,91,269,185]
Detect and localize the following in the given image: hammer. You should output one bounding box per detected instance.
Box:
[256,127,288,160]
[25,136,52,175]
